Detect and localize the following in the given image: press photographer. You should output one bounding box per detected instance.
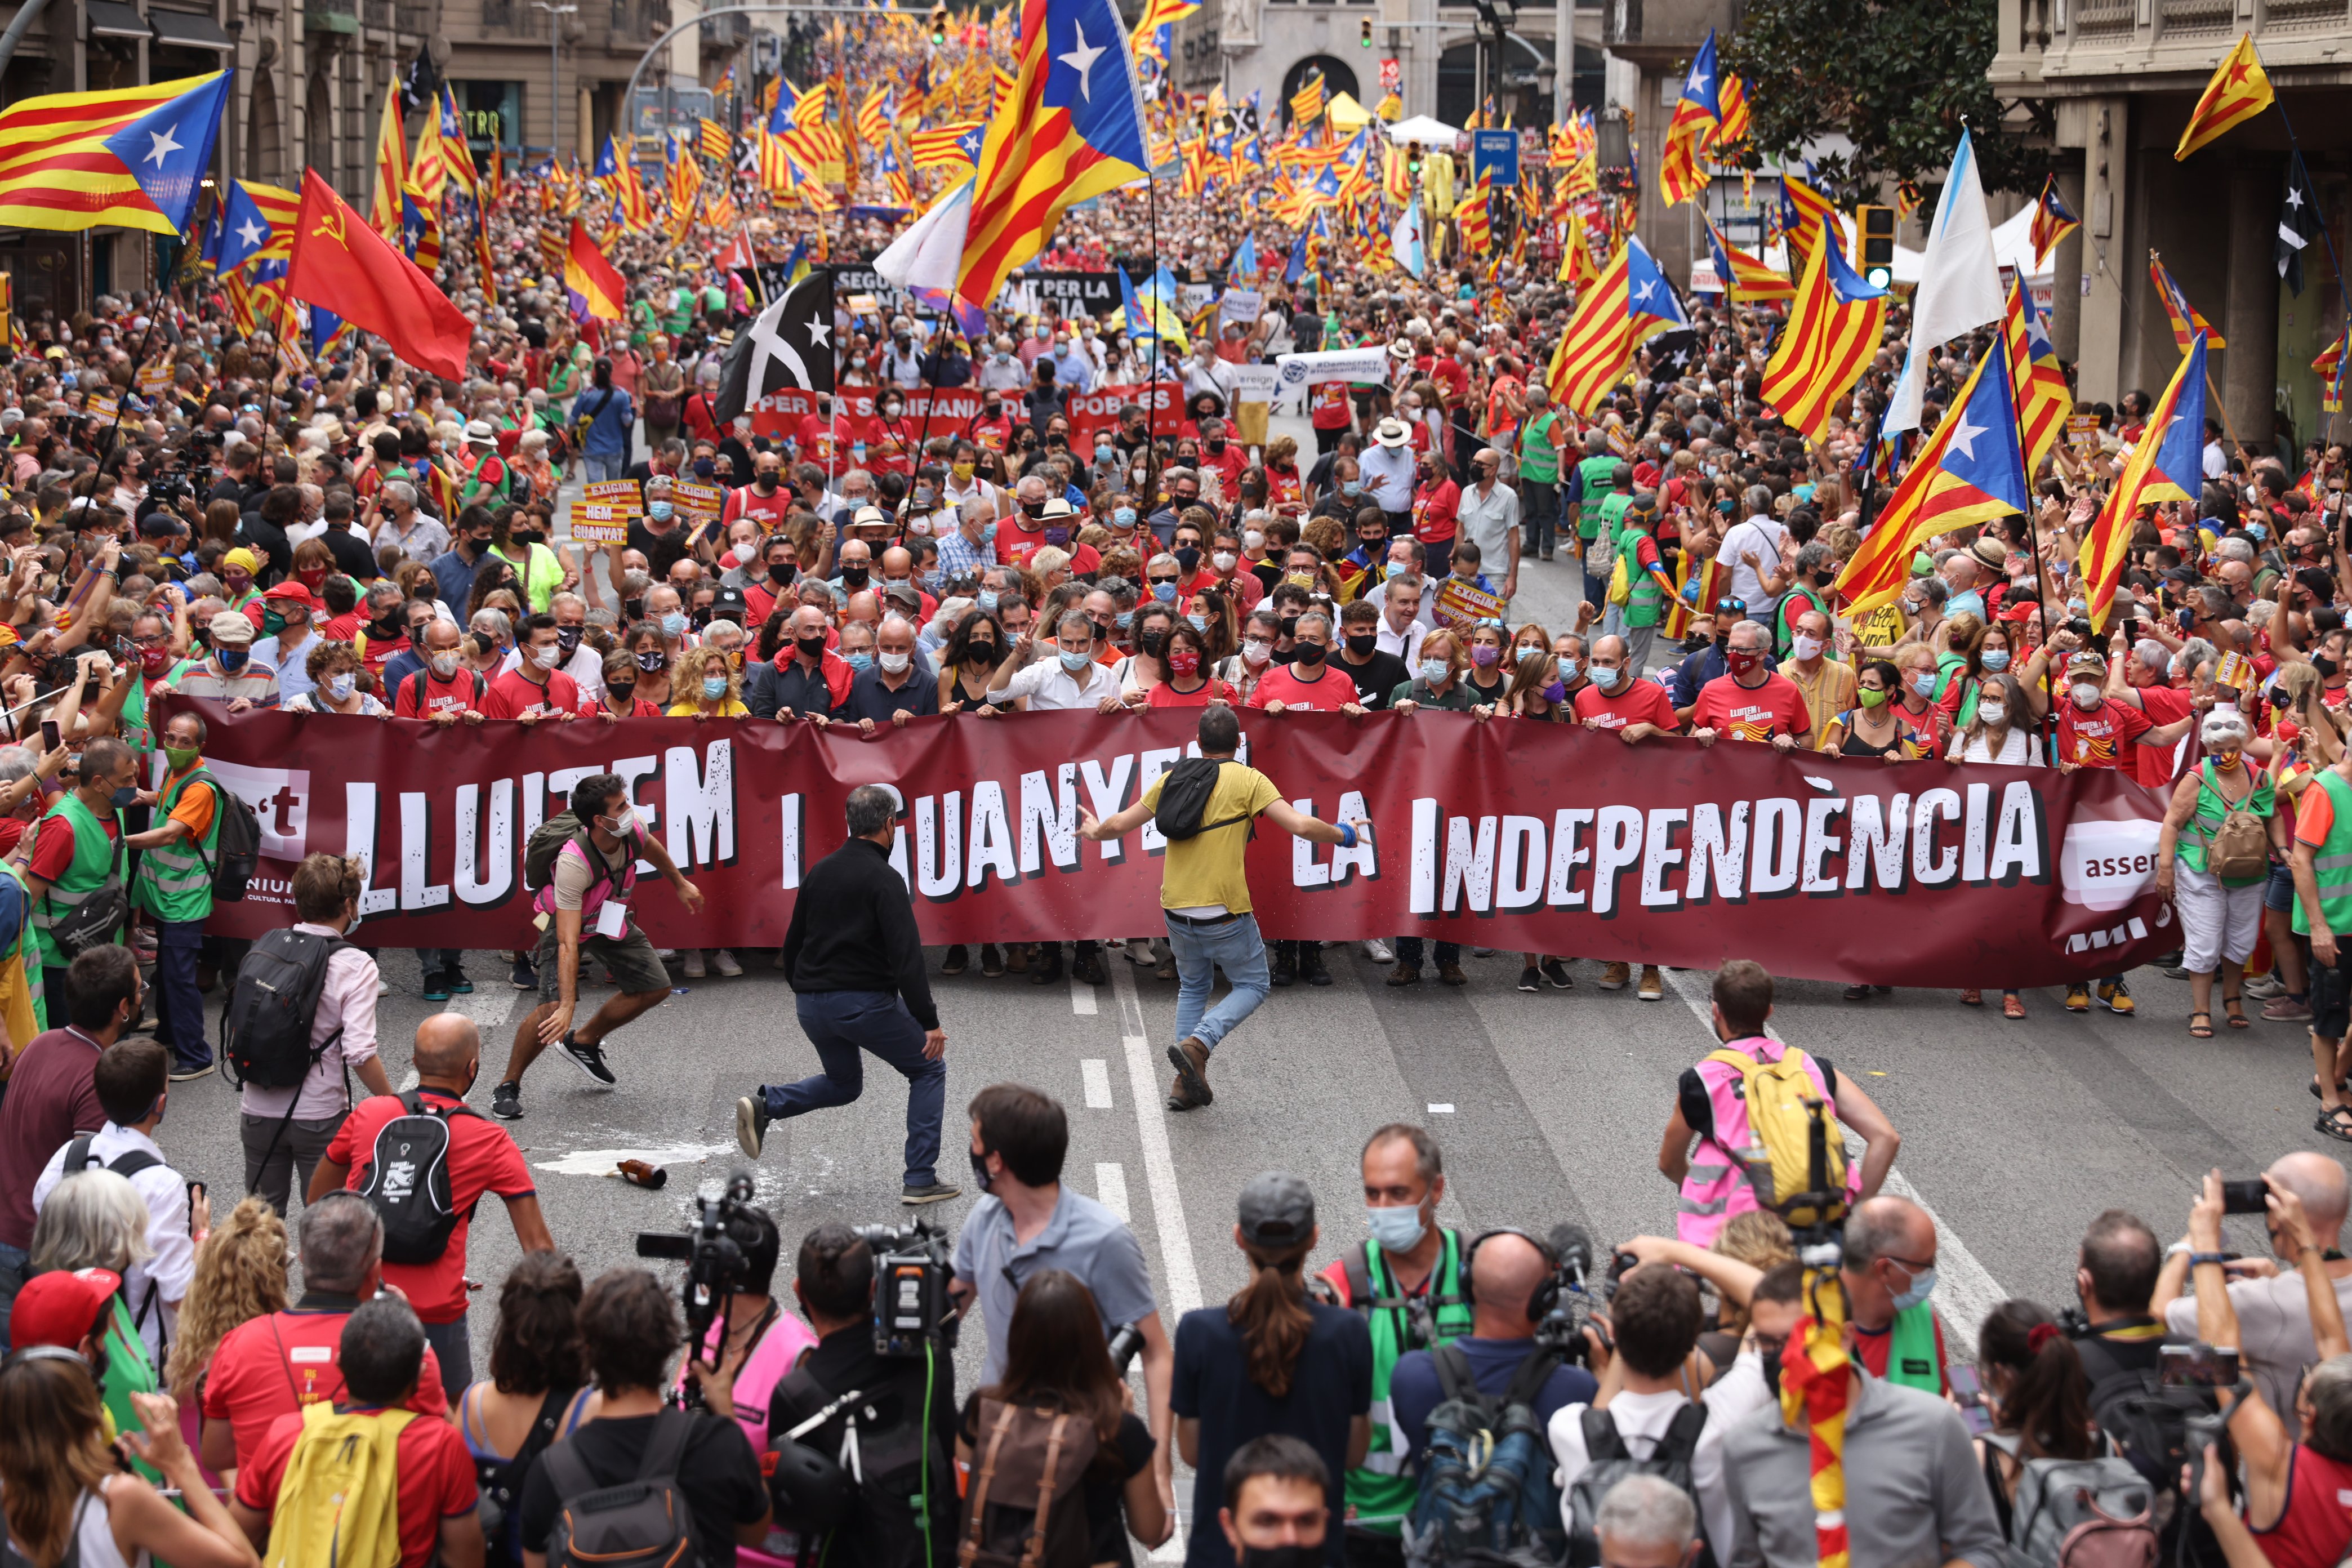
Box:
[767,1222,958,1568]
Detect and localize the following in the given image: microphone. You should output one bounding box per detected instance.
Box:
[1547,1222,1595,1289]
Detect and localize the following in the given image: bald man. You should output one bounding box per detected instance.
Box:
[1384,1229,1599,1462]
[2155,1153,2352,1416]
[309,1013,554,1399]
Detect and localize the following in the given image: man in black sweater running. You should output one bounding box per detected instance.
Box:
[736,784,956,1204]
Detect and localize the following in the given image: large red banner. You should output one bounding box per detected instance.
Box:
[168,701,2177,989]
[750,384,1185,446]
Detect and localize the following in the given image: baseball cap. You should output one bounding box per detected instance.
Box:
[262,580,316,607]
[1237,1171,1316,1249]
[10,1267,119,1349]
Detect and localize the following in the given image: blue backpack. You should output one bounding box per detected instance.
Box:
[1404,1343,1566,1568]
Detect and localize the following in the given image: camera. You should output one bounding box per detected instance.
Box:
[1533,1223,1619,1367]
[2219,1178,2269,1216]
[850,1220,958,1360]
[1107,1320,1144,1374]
[635,1169,768,1404]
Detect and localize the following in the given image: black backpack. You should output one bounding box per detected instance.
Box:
[769,1361,950,1567]
[2079,1355,2230,1568]
[180,770,263,902]
[542,1407,701,1568]
[1563,1402,1712,1567]
[356,1090,487,1266]
[221,929,349,1091]
[1152,758,1254,842]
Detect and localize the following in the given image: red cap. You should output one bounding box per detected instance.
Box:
[10,1267,120,1349]
[262,580,316,605]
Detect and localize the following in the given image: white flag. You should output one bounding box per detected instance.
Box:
[1883,130,2006,436]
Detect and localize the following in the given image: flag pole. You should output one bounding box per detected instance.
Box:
[1143,131,1166,507]
[2257,45,2352,446]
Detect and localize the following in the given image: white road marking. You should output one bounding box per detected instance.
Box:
[1110,960,1204,1317]
[1072,976,1099,1015]
[397,1068,419,1092]
[1428,1102,1455,1114]
[1659,967,2007,1348]
[1082,1058,1115,1109]
[1095,1162,1132,1223]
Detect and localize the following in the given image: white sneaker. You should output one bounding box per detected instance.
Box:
[377,977,391,997]
[2244,973,2286,999]
[1362,938,1396,964]
[1126,938,1158,964]
[683,950,707,979]
[711,949,743,977]
[656,948,679,960]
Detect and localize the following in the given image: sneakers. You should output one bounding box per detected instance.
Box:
[2265,993,2314,1022]
[491,1080,524,1120]
[710,949,742,977]
[560,1032,617,1086]
[2097,979,2136,1015]
[376,977,391,997]
[2244,972,2287,999]
[736,1094,770,1158]
[683,950,707,979]
[902,1182,962,1205]
[1437,963,1468,986]
[1388,963,1422,987]
[1075,947,1108,986]
[1540,959,1574,990]
[1637,966,1664,1001]
[1125,939,1158,965]
[1167,1036,1213,1110]
[1598,961,1632,991]
[1300,947,1332,987]
[2064,983,2092,1013]
[422,973,453,1004]
[510,954,539,991]
[980,944,1005,977]
[941,945,969,975]
[1517,966,1542,992]
[1362,938,1396,964]
[1270,949,1297,987]
[168,1059,215,1082]
[446,968,474,996]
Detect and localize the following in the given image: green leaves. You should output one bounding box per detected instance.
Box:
[1720,0,2050,196]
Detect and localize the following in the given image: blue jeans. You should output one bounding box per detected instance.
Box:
[767,991,945,1187]
[583,451,627,483]
[1165,912,1272,1054]
[0,1240,26,1351]
[152,919,208,1069]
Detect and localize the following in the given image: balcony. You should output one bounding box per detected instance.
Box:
[1992,0,2352,93]
[305,0,359,33]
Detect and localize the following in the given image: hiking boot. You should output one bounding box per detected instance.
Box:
[1167,1037,1213,1108]
[491,1081,524,1120]
[979,944,1005,977]
[736,1094,771,1159]
[447,967,474,995]
[902,1182,961,1205]
[2097,979,2136,1016]
[422,973,452,1003]
[941,945,970,975]
[1637,966,1664,1001]
[560,1032,617,1086]
[1598,961,1632,991]
[1075,947,1108,986]
[1005,943,1030,973]
[1270,948,1297,987]
[1031,945,1065,985]
[2064,983,2092,1013]
[1301,946,1332,987]
[1517,966,1542,992]
[1388,963,1422,987]
[1437,963,1468,986]
[1541,959,1574,990]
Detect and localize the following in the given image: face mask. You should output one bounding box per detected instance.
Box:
[1890,1263,1938,1313]
[1910,672,1936,697]
[1542,679,1569,703]
[693,458,716,478]
[1981,649,2011,672]
[1418,658,1450,685]
[877,650,912,676]
[1557,657,1580,684]
[599,805,636,837]
[846,651,875,674]
[1057,647,1092,673]
[660,612,688,639]
[1043,526,1071,549]
[969,1150,996,1193]
[1365,1203,1427,1254]
[140,646,173,675]
[1979,701,2008,725]
[607,681,637,707]
[1857,685,1889,709]
[109,783,137,809]
[755,473,780,492]
[297,568,329,593]
[1293,643,1328,667]
[326,672,357,701]
[163,743,199,770]
[977,590,1001,613]
[1174,546,1201,574]
[1242,640,1272,667]
[1139,629,1168,657]
[1342,632,1376,657]
[1244,529,1266,552]
[648,501,674,522]
[261,608,288,637]
[1470,644,1500,668]
[624,598,647,622]
[1681,633,1710,654]
[1341,480,1364,498]
[1151,581,1178,604]
[555,625,583,655]
[2072,681,2105,710]
[529,642,562,670]
[697,673,728,701]
[1726,649,1765,678]
[219,647,251,671]
[1791,635,1824,661]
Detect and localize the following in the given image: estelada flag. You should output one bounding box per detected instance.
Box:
[2175,33,2273,161]
[286,168,471,380]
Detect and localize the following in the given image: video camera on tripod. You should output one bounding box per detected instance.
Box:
[635,1169,769,1408]
[1531,1223,1637,1367]
[850,1220,959,1360]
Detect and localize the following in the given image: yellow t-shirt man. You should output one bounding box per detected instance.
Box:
[1138,762,1284,915]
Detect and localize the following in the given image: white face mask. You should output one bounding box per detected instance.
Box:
[1241,640,1272,667]
[1791,634,1824,661]
[1591,662,1623,688]
[529,642,562,670]
[1242,530,1265,552]
[600,805,636,837]
[1211,551,1237,572]
[428,652,460,677]
[879,651,912,675]
[2070,681,2104,710]
[1979,701,2008,725]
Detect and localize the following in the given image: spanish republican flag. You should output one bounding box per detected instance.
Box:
[563,217,626,320]
[285,168,472,381]
[2175,33,2273,161]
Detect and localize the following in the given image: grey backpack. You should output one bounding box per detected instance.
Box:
[542,1408,701,1568]
[1986,1433,2159,1568]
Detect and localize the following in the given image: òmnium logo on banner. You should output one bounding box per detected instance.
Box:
[199,760,311,858]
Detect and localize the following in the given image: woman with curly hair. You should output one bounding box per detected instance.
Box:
[666,642,747,718]
[165,1197,289,1404]
[283,640,388,715]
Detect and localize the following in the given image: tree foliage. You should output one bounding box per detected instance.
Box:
[1720,0,2050,198]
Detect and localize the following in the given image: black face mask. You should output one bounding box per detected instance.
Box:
[1761,1347,1783,1397]
[1682,633,1710,653]
[1278,616,1299,639]
[634,650,667,672]
[1174,546,1200,574]
[514,529,546,548]
[1346,632,1378,657]
[607,681,636,707]
[841,567,870,589]
[1139,630,1166,657]
[1021,500,1049,520]
[1293,643,1328,667]
[768,562,797,586]
[968,640,996,662]
[556,626,582,654]
[755,474,779,492]
[1237,1548,1318,1568]
[2321,653,2342,680]
[969,1149,995,1193]
[796,634,829,660]
[625,598,647,622]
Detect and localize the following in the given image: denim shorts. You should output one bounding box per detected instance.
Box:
[2265,857,2297,914]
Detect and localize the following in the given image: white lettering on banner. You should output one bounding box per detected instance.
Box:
[345,782,398,917]
[1137,747,1183,854]
[1914,788,1962,884]
[1019,768,1082,876]
[1291,799,1330,889]
[400,792,451,912]
[916,791,963,897]
[968,780,1017,889]
[1847,795,1909,890]
[1750,799,1801,896]
[205,758,312,857]
[1547,809,1594,907]
[1080,753,1136,862]
[1591,805,1642,916]
[1801,798,1845,894]
[664,740,736,872]
[1443,814,1497,914]
[1497,816,1544,910]
[1642,809,1689,908]
[1329,792,1374,883]
[1964,782,1992,883]
[1687,802,1748,902]
[779,794,803,890]
[611,755,660,877]
[455,779,515,907]
[1276,347,1392,387]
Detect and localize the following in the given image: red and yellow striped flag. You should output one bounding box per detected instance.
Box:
[1457,171,1493,256]
[2149,252,2224,351]
[1761,231,1886,439]
[699,116,730,163]
[2175,32,2273,161]
[371,81,408,238]
[0,71,228,235]
[2003,278,2069,475]
[1779,1272,1852,1568]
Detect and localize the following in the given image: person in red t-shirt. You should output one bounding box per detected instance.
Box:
[391,622,489,724]
[1244,615,1356,712]
[1682,623,1812,750]
[481,616,590,723]
[309,1014,552,1398]
[201,1190,449,1475]
[1198,416,1250,493]
[229,1296,482,1568]
[1412,455,1462,580]
[2111,637,2200,789]
[1574,637,1682,741]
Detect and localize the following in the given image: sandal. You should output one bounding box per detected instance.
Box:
[2319,1104,2352,1144]
[2309,1076,2350,1100]
[1958,988,1983,1006]
[2189,1012,2213,1039]
[2224,992,2249,1030]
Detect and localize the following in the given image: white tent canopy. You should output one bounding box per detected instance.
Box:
[1384,115,1460,147]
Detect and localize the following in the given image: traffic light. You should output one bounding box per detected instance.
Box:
[1857,204,1896,289]
[1360,16,1373,46]
[929,4,948,45]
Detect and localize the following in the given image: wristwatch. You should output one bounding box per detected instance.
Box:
[2166,1240,2193,1258]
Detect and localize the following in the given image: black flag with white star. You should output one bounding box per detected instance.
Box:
[2280,155,2323,296]
[716,272,833,425]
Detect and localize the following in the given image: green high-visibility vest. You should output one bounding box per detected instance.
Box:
[133,764,220,925]
[1574,455,1618,539]
[29,790,122,975]
[1347,1232,1474,1534]
[2295,768,2352,936]
[1885,1300,1943,1395]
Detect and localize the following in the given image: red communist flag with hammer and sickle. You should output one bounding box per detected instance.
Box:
[286,168,474,380]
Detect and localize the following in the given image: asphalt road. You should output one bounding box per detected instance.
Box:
[137,425,2336,1553]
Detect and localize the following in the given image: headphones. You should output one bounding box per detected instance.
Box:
[1460,1228,1561,1324]
[0,1344,97,1381]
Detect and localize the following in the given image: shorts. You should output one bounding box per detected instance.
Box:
[536,920,671,998]
[2314,953,2352,1041]
[2266,858,2297,913]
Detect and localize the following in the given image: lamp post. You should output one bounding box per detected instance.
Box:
[533,1,578,161]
